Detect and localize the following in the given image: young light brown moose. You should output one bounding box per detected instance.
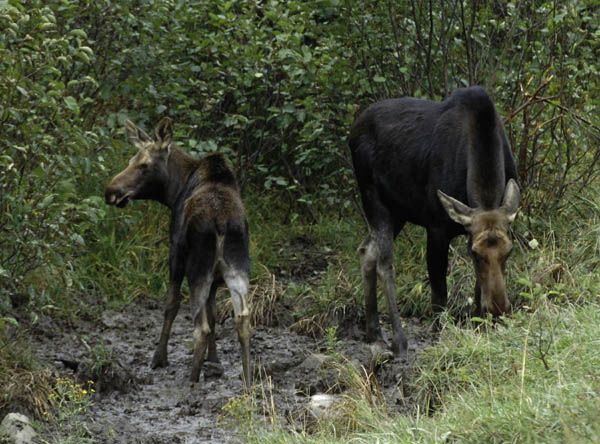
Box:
[105,118,251,387]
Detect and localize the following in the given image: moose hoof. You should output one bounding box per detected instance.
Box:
[391,336,409,359]
[189,367,202,383]
[203,361,224,379]
[151,352,168,369]
[370,340,394,363]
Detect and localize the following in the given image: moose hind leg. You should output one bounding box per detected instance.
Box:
[206,281,219,363]
[203,281,225,378]
[189,276,213,383]
[186,227,218,382]
[223,268,251,389]
[358,235,381,343]
[375,227,408,356]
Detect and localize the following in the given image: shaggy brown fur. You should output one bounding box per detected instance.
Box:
[105,118,252,387]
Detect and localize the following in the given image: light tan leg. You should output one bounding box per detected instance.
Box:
[223,268,251,389]
[189,277,213,383]
[359,235,381,342]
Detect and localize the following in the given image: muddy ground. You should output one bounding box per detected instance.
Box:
[29,294,432,444]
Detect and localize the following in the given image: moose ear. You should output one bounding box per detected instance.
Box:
[154,117,173,150]
[437,190,474,227]
[125,120,151,148]
[500,179,520,223]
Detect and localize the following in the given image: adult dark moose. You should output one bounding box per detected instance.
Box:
[349,86,520,355]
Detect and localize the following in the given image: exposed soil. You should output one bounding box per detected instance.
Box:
[24,225,432,444]
[29,270,432,443]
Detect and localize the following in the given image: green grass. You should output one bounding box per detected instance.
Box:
[237,301,600,444]
[33,201,172,321]
[0,327,54,420]
[412,304,600,443]
[74,203,170,307]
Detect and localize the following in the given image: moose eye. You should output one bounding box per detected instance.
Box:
[138,162,150,171]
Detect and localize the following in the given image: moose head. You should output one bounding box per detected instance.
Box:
[105,118,173,208]
[438,179,520,316]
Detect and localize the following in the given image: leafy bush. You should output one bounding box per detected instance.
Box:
[0,2,105,311]
[1,0,598,317]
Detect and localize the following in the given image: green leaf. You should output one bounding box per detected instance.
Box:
[63,96,79,113]
[0,317,19,327]
[39,194,55,209]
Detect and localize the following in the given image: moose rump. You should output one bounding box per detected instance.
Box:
[349,86,520,355]
[182,183,251,384]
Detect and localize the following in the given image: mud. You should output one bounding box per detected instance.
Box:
[30,295,431,443]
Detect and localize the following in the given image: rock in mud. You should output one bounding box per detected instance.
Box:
[294,353,341,395]
[289,394,344,432]
[307,394,342,420]
[0,413,37,444]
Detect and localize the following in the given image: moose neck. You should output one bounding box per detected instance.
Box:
[160,147,201,210]
[466,128,506,210]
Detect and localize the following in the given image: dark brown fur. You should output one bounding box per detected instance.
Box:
[350,87,520,355]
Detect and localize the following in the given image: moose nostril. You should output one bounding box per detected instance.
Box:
[481,296,510,317]
[105,188,118,204]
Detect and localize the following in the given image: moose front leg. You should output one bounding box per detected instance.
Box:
[151,248,184,369]
[426,228,450,313]
[474,278,482,315]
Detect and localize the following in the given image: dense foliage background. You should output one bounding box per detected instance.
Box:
[0,3,599,440]
[1,0,599,313]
